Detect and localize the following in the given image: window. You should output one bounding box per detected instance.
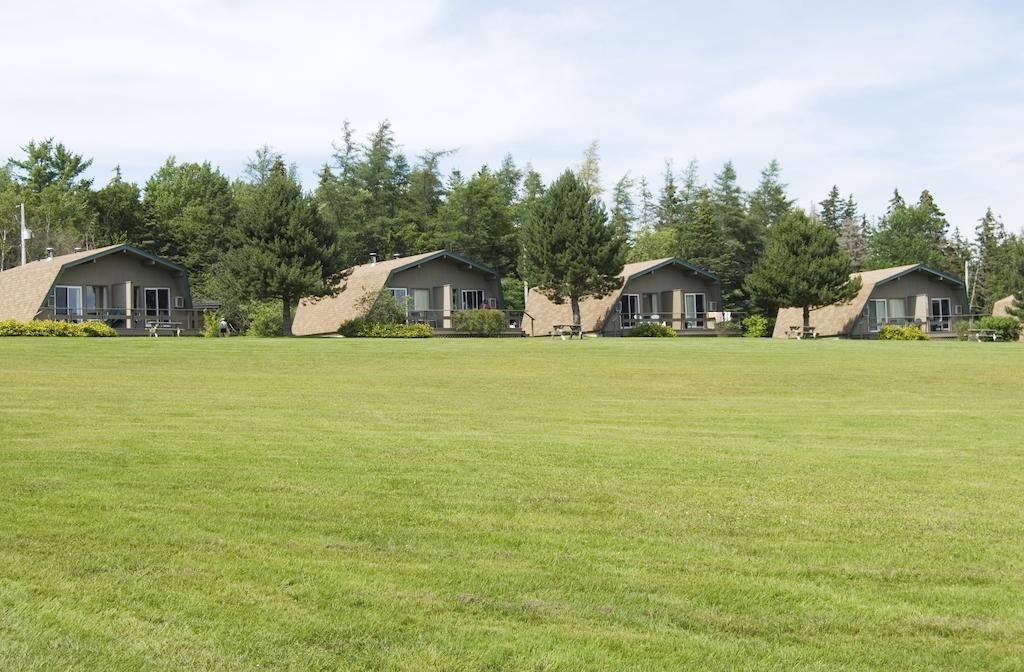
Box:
[619,294,640,328]
[85,286,108,313]
[868,299,887,331]
[930,297,951,332]
[411,289,430,311]
[641,293,659,315]
[387,287,408,304]
[684,293,706,328]
[887,298,906,321]
[461,289,484,310]
[53,286,83,321]
[144,287,171,321]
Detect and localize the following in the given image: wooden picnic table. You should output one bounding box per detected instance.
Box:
[552,324,583,340]
[787,325,817,340]
[967,328,1000,342]
[147,321,183,337]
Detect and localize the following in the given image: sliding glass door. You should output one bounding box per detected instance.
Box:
[619,294,639,328]
[930,297,951,332]
[684,293,706,328]
[54,286,83,321]
[144,287,171,321]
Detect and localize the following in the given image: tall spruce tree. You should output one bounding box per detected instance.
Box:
[710,161,756,304]
[819,186,843,231]
[520,170,626,326]
[220,161,342,335]
[747,160,793,233]
[610,172,637,244]
[745,210,861,328]
[679,189,731,277]
[656,161,682,232]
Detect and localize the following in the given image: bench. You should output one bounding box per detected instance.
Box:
[967,328,1000,342]
[552,324,583,340]
[147,321,183,337]
[787,325,817,340]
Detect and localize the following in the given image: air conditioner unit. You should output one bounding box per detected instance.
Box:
[708,302,718,311]
[174,296,185,308]
[487,298,497,308]
[953,305,962,315]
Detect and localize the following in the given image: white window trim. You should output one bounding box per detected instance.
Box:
[619,293,640,328]
[144,287,172,321]
[53,285,84,319]
[684,292,707,327]
[461,289,485,310]
[868,299,888,332]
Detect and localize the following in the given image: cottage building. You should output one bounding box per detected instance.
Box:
[0,244,198,334]
[525,257,723,336]
[773,264,967,338]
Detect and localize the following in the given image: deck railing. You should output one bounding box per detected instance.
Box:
[615,311,730,332]
[401,308,533,335]
[36,307,207,332]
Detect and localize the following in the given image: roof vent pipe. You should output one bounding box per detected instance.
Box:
[393,253,400,259]
[45,247,55,261]
[369,253,377,266]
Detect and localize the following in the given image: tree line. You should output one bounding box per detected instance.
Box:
[3,125,1023,333]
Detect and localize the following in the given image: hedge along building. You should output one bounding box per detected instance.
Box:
[291,250,512,336]
[772,264,968,338]
[0,244,199,334]
[524,257,723,336]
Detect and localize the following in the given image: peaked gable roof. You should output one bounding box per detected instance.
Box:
[773,264,965,337]
[525,257,720,335]
[291,250,498,336]
[0,244,187,322]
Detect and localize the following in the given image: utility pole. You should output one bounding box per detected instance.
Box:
[19,203,30,266]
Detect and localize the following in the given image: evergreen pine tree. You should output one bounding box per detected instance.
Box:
[220,161,342,335]
[747,160,793,232]
[710,161,756,304]
[520,170,626,325]
[819,186,843,231]
[655,161,681,232]
[745,210,861,328]
[610,172,637,244]
[679,189,730,276]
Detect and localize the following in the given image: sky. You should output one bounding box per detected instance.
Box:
[3,0,1023,236]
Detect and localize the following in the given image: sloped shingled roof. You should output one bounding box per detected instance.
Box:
[525,257,719,335]
[993,295,1018,318]
[772,264,963,338]
[0,244,125,321]
[291,250,497,336]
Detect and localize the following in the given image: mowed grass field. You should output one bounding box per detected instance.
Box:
[1,337,1022,671]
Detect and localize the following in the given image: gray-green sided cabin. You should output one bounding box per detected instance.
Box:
[773,264,967,338]
[0,244,200,334]
[292,250,520,336]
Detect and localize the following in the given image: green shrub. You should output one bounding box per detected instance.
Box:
[0,319,24,336]
[363,290,407,325]
[715,320,742,336]
[338,319,366,337]
[357,322,432,338]
[79,322,118,337]
[629,322,676,337]
[338,319,431,338]
[954,319,972,341]
[741,314,769,338]
[247,302,283,337]
[202,310,222,338]
[0,319,117,337]
[453,309,507,336]
[878,324,929,341]
[976,316,1021,342]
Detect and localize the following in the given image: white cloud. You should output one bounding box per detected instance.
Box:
[2,0,1022,234]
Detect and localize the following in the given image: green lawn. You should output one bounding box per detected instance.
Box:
[1,337,1022,671]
